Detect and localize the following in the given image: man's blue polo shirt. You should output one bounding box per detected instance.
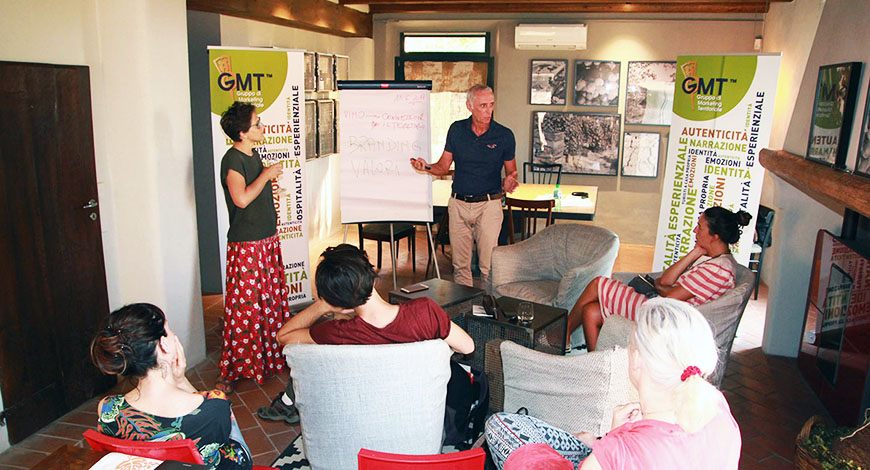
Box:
[444,117,516,196]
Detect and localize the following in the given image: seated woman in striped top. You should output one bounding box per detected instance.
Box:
[567,206,752,351]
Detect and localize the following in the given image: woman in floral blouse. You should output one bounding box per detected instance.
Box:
[91,303,251,470]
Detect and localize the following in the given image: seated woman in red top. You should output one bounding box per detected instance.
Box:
[90,303,252,470]
[485,298,741,470]
[568,206,751,351]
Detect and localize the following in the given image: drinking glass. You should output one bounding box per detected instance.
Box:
[517,301,534,323]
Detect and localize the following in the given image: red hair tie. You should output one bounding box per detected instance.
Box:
[681,366,702,382]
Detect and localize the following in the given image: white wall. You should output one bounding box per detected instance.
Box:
[756,0,825,289]
[218,15,375,254]
[761,0,870,356]
[0,0,204,450]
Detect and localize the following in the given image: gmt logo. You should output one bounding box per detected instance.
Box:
[681,76,735,95]
[217,72,272,91]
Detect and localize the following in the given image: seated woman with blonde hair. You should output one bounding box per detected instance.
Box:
[90,303,252,470]
[485,298,741,470]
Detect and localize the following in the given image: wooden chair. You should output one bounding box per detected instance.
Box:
[358,447,486,470]
[83,429,278,470]
[505,197,555,244]
[523,162,563,185]
[358,223,416,272]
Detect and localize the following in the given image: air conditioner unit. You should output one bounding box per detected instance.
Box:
[515,24,587,50]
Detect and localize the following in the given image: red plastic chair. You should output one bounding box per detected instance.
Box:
[357,447,486,470]
[83,429,278,470]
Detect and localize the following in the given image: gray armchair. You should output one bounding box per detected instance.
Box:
[610,263,755,387]
[491,224,619,309]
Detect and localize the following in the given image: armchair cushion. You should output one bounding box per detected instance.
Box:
[285,340,452,470]
[610,264,755,387]
[492,224,619,309]
[500,341,638,436]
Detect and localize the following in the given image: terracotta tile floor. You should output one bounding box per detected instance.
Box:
[0,229,829,469]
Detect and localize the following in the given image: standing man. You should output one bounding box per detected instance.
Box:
[411,84,519,287]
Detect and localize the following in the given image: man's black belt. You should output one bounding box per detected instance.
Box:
[451,192,504,203]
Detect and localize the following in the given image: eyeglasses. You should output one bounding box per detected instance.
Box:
[249,118,262,129]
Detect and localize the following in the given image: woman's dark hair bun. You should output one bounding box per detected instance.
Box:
[735,209,752,227]
[703,206,753,245]
[90,303,166,378]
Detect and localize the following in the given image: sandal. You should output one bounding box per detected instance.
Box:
[215,377,235,394]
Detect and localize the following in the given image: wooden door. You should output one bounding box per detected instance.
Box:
[0,61,114,443]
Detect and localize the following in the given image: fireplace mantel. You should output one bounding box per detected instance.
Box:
[759,149,870,218]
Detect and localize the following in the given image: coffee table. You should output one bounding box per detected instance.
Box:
[462,296,567,371]
[388,278,485,320]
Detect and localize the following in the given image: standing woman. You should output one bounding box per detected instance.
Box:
[216,101,290,393]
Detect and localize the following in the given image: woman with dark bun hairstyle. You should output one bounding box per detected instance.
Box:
[91,303,252,470]
[567,206,752,351]
[216,101,291,393]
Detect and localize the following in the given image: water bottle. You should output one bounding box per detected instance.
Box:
[553,184,562,209]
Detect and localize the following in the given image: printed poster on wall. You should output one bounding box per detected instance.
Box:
[208,46,312,305]
[653,54,781,271]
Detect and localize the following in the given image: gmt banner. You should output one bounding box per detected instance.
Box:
[653,54,780,270]
[208,47,312,305]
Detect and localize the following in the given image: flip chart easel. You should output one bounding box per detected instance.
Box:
[337,81,438,289]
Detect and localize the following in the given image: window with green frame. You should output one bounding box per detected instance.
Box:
[396,33,493,160]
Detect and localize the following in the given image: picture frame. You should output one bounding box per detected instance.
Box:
[807,62,862,168]
[334,55,350,83]
[304,52,316,92]
[530,59,568,105]
[531,111,621,176]
[316,53,335,91]
[316,99,335,156]
[574,60,620,107]
[625,61,677,126]
[305,100,317,160]
[856,81,870,177]
[621,132,661,178]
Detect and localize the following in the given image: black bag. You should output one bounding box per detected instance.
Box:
[443,360,490,447]
[628,274,659,298]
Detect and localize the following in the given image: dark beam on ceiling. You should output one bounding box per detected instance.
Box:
[188,0,373,38]
[366,2,775,13]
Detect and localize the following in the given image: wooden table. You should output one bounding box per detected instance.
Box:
[36,445,107,470]
[432,179,598,221]
[388,278,485,319]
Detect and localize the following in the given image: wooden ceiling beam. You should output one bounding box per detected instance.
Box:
[187,0,373,38]
[367,2,774,13]
[347,0,786,3]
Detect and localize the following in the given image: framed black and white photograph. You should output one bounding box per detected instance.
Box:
[317,99,335,156]
[856,82,870,177]
[304,52,316,92]
[530,59,568,105]
[622,132,660,178]
[305,100,317,160]
[335,55,350,83]
[574,60,620,107]
[807,62,862,168]
[316,53,335,91]
[625,61,676,126]
[531,111,620,175]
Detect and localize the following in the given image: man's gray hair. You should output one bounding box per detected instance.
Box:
[466,84,493,105]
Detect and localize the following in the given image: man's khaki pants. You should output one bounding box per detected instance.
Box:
[447,197,503,288]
